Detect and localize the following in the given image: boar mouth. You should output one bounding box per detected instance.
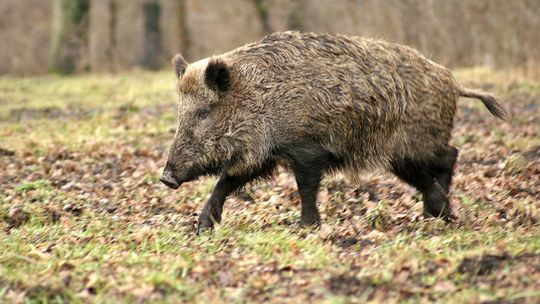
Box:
[160,170,183,189]
[160,166,197,190]
[160,173,195,190]
[160,178,181,190]
[161,164,223,190]
[160,154,229,190]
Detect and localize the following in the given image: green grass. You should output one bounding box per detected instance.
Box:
[14,179,50,193]
[0,69,539,303]
[0,71,177,152]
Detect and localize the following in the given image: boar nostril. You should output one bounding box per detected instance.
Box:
[160,169,180,189]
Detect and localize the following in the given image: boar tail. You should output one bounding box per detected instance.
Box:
[459,88,508,120]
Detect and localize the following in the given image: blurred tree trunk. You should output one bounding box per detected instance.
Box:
[254,0,272,35]
[174,0,190,60]
[48,0,90,74]
[106,0,118,71]
[140,0,162,70]
[288,0,307,31]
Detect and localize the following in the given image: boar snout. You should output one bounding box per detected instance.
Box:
[160,166,180,189]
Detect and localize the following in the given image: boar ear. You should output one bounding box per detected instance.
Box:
[204,59,230,93]
[172,53,187,78]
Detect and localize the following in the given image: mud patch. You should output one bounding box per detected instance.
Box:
[523,145,540,161]
[112,103,175,120]
[3,103,174,122]
[0,147,15,157]
[456,253,510,276]
[25,284,70,302]
[480,299,523,304]
[327,274,378,297]
[6,106,101,121]
[330,236,374,248]
[2,205,30,229]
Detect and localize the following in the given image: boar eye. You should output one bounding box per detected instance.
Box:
[196,108,211,120]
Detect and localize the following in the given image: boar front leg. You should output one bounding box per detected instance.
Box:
[293,167,323,226]
[196,175,250,234]
[196,161,276,234]
[290,148,334,227]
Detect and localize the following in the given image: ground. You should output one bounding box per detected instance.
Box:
[0,68,539,303]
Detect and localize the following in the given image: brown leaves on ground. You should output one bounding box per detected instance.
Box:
[0,72,539,303]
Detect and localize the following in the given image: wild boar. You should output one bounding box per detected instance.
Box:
[160,31,507,234]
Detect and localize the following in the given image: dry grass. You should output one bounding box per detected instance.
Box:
[0,68,539,302]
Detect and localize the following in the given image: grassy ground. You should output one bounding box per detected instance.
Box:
[0,68,539,303]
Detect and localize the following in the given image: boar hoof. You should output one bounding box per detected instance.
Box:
[300,214,321,227]
[196,212,221,235]
[196,216,217,235]
[422,188,451,221]
[196,221,214,235]
[423,208,455,222]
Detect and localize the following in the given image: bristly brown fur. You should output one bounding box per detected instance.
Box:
[161,31,506,232]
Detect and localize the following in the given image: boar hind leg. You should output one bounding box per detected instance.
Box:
[197,162,276,234]
[431,146,458,194]
[391,155,451,220]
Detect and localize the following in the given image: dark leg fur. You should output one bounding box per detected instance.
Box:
[196,162,275,234]
[430,147,458,194]
[391,146,457,219]
[294,166,323,226]
[285,145,337,227]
